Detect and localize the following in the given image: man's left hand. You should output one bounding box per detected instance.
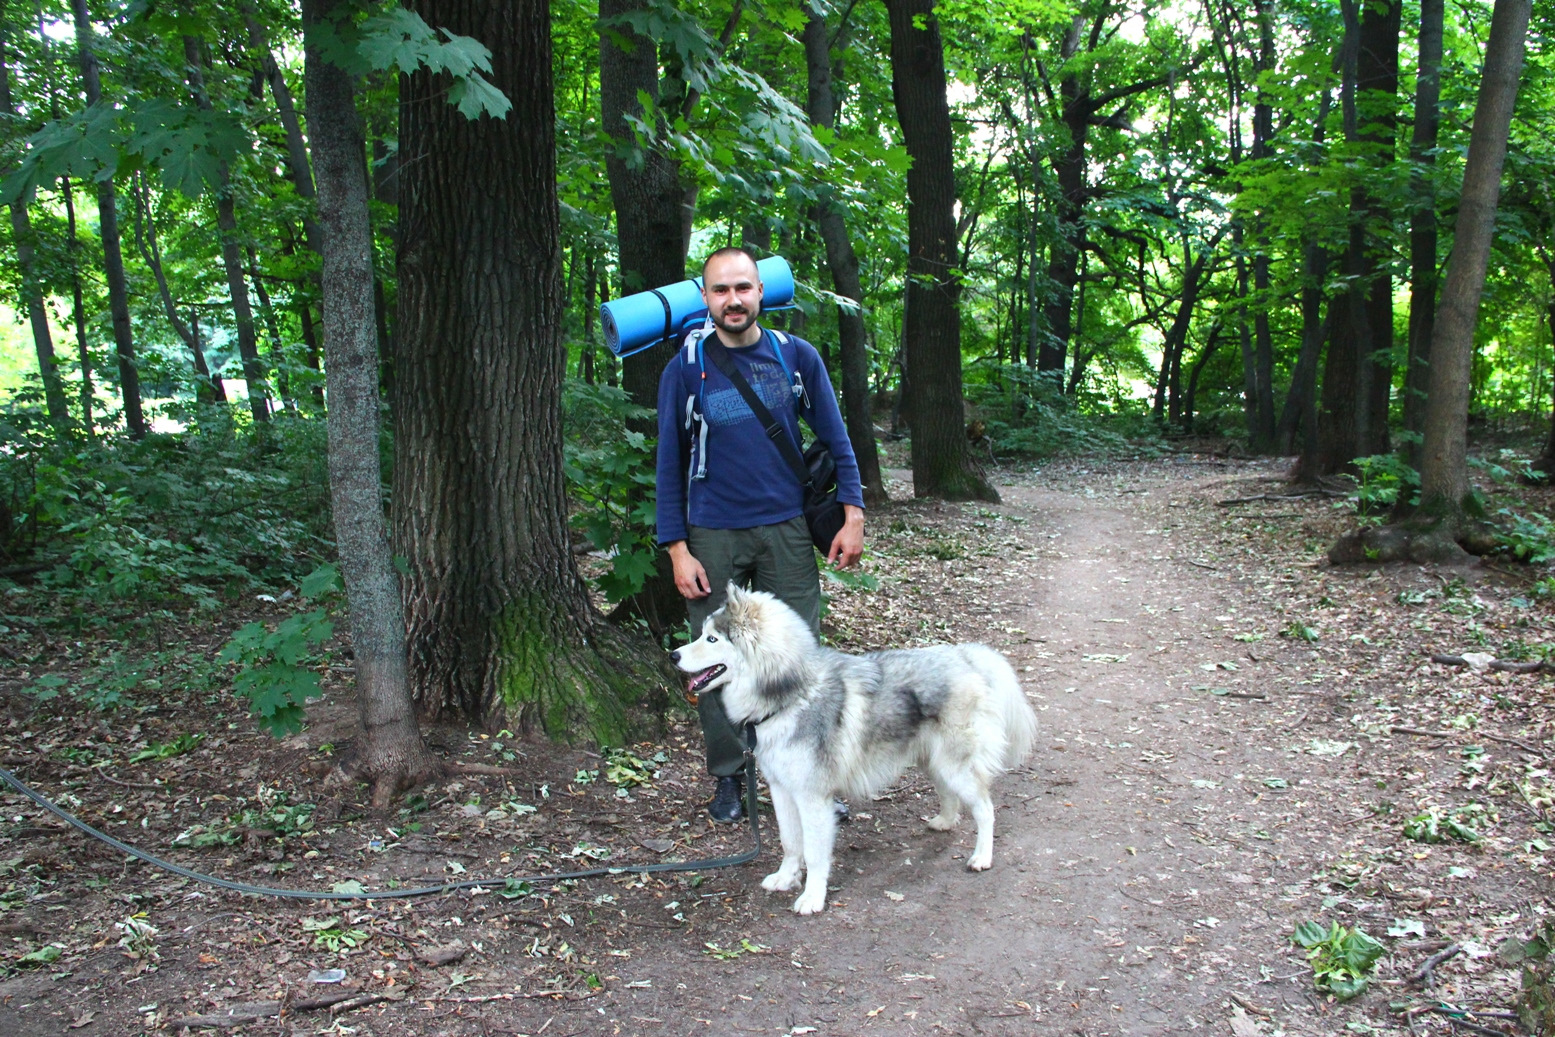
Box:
[827,505,865,568]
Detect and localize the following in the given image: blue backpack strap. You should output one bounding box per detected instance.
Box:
[767,329,808,411]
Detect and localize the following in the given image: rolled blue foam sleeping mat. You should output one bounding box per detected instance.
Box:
[600,255,795,357]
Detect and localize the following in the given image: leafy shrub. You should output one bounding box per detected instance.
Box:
[561,380,659,603]
[1348,453,1419,514]
[218,564,341,736]
[964,364,1152,458]
[1494,509,1555,564]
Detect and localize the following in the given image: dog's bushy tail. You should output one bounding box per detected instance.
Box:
[967,646,1038,770]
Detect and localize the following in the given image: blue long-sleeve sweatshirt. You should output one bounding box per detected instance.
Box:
[656,328,864,545]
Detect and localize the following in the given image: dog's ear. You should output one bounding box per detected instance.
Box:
[720,584,760,642]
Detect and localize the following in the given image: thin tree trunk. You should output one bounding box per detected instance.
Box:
[184,37,269,426]
[72,0,143,438]
[0,18,69,433]
[62,177,92,437]
[886,0,996,502]
[303,0,441,807]
[248,246,293,411]
[1282,243,1329,458]
[1402,0,1444,466]
[396,0,659,732]
[1248,0,1277,451]
[803,6,886,506]
[1358,0,1400,456]
[244,1,321,252]
[130,172,225,403]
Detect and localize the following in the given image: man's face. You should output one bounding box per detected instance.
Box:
[701,254,764,335]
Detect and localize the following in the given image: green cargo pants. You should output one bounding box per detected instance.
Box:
[685,517,820,776]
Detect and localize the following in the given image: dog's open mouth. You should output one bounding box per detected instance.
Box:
[686,665,727,695]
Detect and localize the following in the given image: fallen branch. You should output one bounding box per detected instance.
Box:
[1431,653,1554,674]
[1217,491,1340,506]
[169,990,402,1029]
[1187,559,1220,571]
[1410,942,1462,989]
[1388,725,1549,757]
[1389,726,1455,739]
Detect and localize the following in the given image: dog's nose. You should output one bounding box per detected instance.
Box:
[669,649,681,663]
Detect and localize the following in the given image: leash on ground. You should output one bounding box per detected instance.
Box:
[0,753,762,901]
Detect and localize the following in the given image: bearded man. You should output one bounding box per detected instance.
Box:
[654,246,866,822]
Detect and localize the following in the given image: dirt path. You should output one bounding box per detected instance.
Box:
[3,457,1548,1036]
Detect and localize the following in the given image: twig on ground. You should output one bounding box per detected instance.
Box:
[1228,992,1274,1016]
[1411,942,1463,989]
[167,989,402,1030]
[1389,726,1455,739]
[1188,559,1220,571]
[1431,653,1554,674]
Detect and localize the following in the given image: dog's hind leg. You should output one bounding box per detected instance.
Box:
[761,781,805,893]
[791,793,837,915]
[922,762,963,831]
[937,766,997,871]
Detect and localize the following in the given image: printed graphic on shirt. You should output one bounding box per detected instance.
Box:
[702,360,793,427]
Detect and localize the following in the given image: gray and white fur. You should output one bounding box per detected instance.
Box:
[671,584,1038,915]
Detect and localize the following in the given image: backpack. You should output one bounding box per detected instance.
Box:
[680,323,809,483]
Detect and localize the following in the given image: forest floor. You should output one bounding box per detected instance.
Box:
[3,450,1555,1036]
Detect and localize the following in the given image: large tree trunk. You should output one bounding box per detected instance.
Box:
[1332,0,1530,564]
[1401,0,1444,467]
[1357,0,1400,457]
[302,0,441,809]
[72,0,143,439]
[395,0,661,735]
[886,0,996,502]
[803,8,886,506]
[185,37,269,426]
[0,19,70,434]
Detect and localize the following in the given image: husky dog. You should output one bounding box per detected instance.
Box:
[671,584,1037,915]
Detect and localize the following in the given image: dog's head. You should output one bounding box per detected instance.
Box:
[670,583,800,704]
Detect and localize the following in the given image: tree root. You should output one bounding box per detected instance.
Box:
[1328,523,1478,566]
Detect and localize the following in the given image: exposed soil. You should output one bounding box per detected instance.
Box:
[3,454,1554,1036]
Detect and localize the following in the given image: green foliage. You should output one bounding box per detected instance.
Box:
[1347,454,1420,516]
[562,380,659,603]
[172,790,316,848]
[1494,510,1555,564]
[1403,804,1486,845]
[128,733,205,764]
[965,365,1149,458]
[218,564,342,737]
[301,915,370,953]
[1291,920,1386,1000]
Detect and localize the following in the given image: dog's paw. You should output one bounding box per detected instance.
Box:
[792,888,827,915]
[924,813,958,831]
[966,850,993,872]
[762,869,801,892]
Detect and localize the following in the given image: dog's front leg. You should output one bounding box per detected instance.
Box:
[790,793,837,915]
[761,780,804,893]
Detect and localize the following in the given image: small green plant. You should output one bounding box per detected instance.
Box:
[116,914,159,960]
[1292,920,1385,1000]
[219,564,341,736]
[1282,620,1320,642]
[301,916,369,953]
[128,733,205,763]
[603,747,664,789]
[1403,805,1485,844]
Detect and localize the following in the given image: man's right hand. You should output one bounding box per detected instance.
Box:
[667,541,711,599]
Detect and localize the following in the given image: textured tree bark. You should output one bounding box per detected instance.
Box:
[1332,0,1530,564]
[803,8,886,507]
[1401,0,1444,467]
[1247,0,1277,451]
[0,21,70,433]
[72,0,143,439]
[303,0,442,808]
[886,0,996,502]
[185,37,269,427]
[395,0,662,733]
[1315,0,1366,474]
[1357,0,1400,457]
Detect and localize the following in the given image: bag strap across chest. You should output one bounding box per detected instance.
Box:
[701,338,815,492]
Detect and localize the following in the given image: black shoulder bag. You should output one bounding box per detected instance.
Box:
[703,339,846,553]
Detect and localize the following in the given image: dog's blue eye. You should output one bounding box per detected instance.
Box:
[707,635,718,643]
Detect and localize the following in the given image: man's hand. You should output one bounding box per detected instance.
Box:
[667,541,711,599]
[826,505,865,568]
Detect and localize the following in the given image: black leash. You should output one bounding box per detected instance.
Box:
[0,754,762,901]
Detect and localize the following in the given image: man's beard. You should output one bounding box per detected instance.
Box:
[712,303,760,334]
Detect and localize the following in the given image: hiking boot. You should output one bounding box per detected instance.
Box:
[707,776,744,823]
